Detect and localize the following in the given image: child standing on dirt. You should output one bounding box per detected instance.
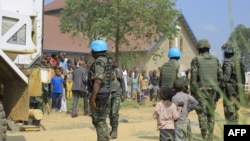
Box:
[172,78,198,141]
[50,68,64,112]
[153,87,180,141]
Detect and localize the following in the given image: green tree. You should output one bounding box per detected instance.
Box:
[229,24,250,53]
[228,24,250,105]
[60,0,179,62]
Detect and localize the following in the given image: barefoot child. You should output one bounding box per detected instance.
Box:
[153,87,180,141]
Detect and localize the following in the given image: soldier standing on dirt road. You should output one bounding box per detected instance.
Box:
[88,40,112,141]
[108,57,126,139]
[190,39,223,141]
[159,47,183,89]
[221,42,241,124]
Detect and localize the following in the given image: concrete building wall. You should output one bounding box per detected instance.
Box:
[135,22,199,74]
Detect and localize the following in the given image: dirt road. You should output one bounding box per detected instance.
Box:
[6,99,250,141]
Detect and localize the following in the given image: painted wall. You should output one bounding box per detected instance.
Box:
[178,26,198,70]
[121,21,199,75]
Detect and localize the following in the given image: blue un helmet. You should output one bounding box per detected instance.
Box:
[90,40,108,52]
[168,47,182,58]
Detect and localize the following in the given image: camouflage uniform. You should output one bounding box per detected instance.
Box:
[159,59,180,88]
[89,56,111,141]
[221,43,240,124]
[190,39,223,141]
[109,66,125,138]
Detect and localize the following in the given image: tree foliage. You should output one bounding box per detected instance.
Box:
[228,24,250,53]
[228,24,250,105]
[60,0,179,62]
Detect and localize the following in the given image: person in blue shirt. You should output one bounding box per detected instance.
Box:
[50,68,64,111]
[132,73,143,103]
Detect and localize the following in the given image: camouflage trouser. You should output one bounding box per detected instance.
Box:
[223,83,239,124]
[109,92,121,128]
[91,93,110,141]
[42,83,50,104]
[195,89,217,141]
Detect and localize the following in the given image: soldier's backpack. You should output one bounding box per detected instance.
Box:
[196,55,218,87]
[160,59,180,87]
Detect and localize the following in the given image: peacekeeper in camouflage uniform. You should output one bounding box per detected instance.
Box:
[108,57,126,139]
[159,47,182,88]
[159,47,188,89]
[88,40,112,141]
[190,39,223,141]
[221,42,240,124]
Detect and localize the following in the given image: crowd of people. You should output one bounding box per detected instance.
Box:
[86,39,241,141]
[38,52,91,116]
[38,51,163,114]
[36,38,240,141]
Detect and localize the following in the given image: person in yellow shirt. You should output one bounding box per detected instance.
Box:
[138,70,146,89]
[138,70,147,103]
[65,59,74,99]
[140,74,149,96]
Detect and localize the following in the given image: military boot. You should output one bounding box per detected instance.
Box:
[110,127,118,139]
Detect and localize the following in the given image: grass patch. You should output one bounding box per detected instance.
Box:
[120,100,140,109]
[66,98,73,111]
[65,98,85,114]
[65,98,141,113]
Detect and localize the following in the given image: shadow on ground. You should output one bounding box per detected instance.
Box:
[192,133,221,141]
[7,135,26,141]
[137,135,158,140]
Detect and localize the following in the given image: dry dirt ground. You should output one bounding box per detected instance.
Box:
[6,99,250,141]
